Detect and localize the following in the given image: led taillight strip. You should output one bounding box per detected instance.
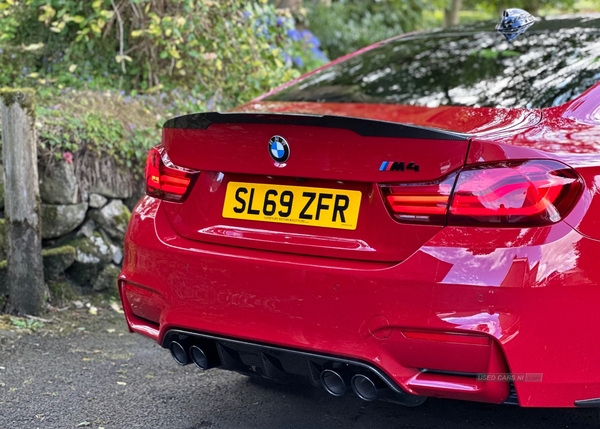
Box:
[145,146,200,202]
[380,173,457,223]
[380,160,582,226]
[386,195,449,215]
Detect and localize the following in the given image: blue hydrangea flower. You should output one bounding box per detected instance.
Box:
[287,29,301,41]
[282,52,292,66]
[303,31,321,48]
[310,47,329,62]
[207,96,215,110]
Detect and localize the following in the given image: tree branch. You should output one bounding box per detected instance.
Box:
[110,0,126,74]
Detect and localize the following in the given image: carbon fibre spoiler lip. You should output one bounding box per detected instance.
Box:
[162,112,469,141]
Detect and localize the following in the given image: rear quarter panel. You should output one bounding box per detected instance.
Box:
[467,83,600,240]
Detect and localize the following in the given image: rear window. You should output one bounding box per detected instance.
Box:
[266,19,600,108]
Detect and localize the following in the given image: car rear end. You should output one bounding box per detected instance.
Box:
[120,16,600,408]
[119,109,600,408]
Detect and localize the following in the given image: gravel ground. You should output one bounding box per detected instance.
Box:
[0,308,598,429]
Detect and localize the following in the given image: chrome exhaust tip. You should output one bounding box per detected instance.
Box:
[321,369,351,397]
[169,341,189,365]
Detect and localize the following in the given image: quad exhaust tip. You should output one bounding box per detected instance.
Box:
[351,373,384,401]
[165,331,427,406]
[321,368,389,401]
[190,345,210,370]
[320,369,352,397]
[170,340,220,370]
[169,341,189,366]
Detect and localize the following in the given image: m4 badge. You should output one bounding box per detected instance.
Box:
[379,161,420,172]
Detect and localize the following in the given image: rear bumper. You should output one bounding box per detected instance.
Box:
[120,196,600,408]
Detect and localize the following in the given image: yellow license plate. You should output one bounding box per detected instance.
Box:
[222,182,361,230]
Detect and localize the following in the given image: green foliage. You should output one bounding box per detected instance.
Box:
[0,45,44,88]
[462,0,577,16]
[305,0,596,59]
[34,90,168,178]
[306,0,429,59]
[10,316,44,331]
[0,0,328,176]
[0,0,326,106]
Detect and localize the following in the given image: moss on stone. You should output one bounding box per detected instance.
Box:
[41,202,88,239]
[0,88,36,118]
[41,203,57,224]
[42,245,76,257]
[92,264,121,294]
[47,280,77,306]
[69,234,105,256]
[114,207,131,231]
[42,245,76,280]
[64,233,113,286]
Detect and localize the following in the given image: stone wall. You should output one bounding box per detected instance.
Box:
[0,151,143,299]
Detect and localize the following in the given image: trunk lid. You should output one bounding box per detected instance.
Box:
[161,112,469,262]
[239,101,542,136]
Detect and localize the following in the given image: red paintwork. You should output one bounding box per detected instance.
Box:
[406,339,509,403]
[120,45,600,408]
[236,101,542,135]
[162,124,467,262]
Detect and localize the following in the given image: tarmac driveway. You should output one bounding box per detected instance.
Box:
[0,307,598,429]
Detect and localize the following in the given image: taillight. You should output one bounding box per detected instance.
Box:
[145,146,199,202]
[380,173,457,224]
[380,160,582,226]
[448,160,582,226]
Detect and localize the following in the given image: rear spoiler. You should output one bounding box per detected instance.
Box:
[163,112,468,141]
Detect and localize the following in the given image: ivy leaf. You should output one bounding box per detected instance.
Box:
[115,55,133,64]
[23,43,44,51]
[167,48,180,59]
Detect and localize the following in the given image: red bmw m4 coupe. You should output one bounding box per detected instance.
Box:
[119,15,600,409]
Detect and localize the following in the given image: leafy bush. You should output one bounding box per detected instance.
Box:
[306,0,428,59]
[0,0,329,176]
[0,0,327,108]
[0,44,44,87]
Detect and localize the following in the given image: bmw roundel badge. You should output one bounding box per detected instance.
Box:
[268,135,290,166]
